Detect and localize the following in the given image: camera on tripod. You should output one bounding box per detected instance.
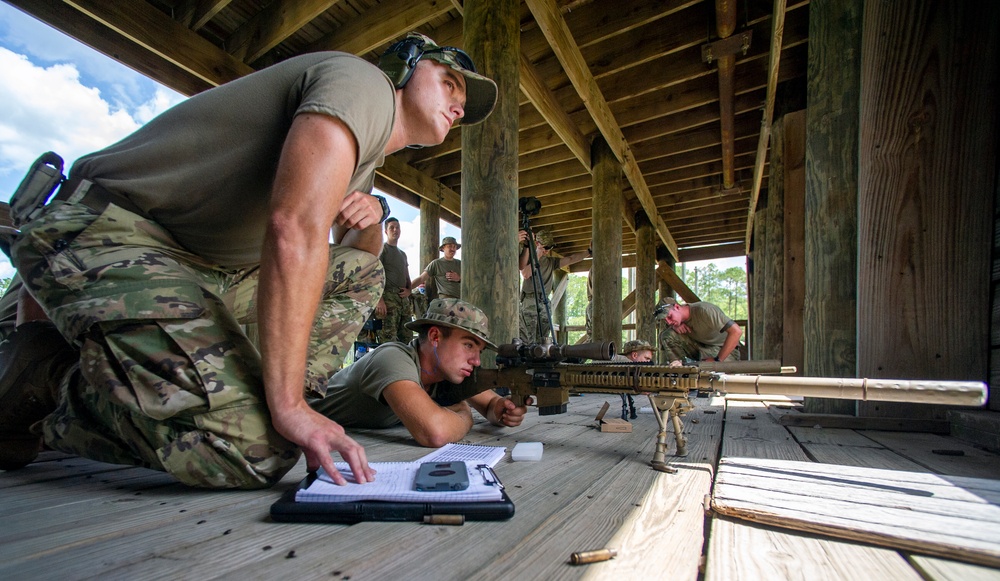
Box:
[518,196,542,217]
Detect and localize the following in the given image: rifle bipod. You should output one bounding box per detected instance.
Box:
[648,395,693,474]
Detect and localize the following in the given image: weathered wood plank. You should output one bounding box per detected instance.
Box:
[861,431,1000,480]
[722,400,810,461]
[712,458,1000,567]
[706,516,923,581]
[910,556,1000,581]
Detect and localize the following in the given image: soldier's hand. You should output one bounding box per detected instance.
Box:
[375,297,387,317]
[491,396,533,427]
[271,401,376,486]
[335,191,383,230]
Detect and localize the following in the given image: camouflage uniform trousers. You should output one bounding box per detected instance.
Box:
[11,201,384,489]
[658,328,740,364]
[518,293,553,344]
[375,288,412,344]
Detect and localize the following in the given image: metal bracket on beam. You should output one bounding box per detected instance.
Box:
[702,31,753,65]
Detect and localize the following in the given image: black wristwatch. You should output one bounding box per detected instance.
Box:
[373,194,390,223]
[713,356,720,362]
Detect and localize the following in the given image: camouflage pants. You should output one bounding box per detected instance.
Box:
[658,328,740,364]
[12,202,384,489]
[518,293,552,344]
[375,288,412,343]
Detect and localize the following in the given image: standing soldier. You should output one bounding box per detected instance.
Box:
[413,236,462,299]
[517,229,589,343]
[374,217,413,343]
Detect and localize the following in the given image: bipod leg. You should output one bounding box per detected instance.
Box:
[670,401,688,457]
[648,395,678,474]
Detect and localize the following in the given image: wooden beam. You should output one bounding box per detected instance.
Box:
[304,0,450,56]
[657,264,699,303]
[175,0,232,31]
[62,0,253,86]
[518,50,591,172]
[5,0,213,96]
[744,0,787,250]
[524,0,679,262]
[376,156,462,220]
[226,0,339,64]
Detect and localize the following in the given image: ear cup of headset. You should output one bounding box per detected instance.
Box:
[379,38,425,89]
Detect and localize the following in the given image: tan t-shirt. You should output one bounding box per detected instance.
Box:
[379,244,409,293]
[685,302,733,346]
[71,53,395,268]
[521,255,561,296]
[310,339,485,429]
[425,258,461,298]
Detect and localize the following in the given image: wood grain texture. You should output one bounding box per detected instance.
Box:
[856,1,997,418]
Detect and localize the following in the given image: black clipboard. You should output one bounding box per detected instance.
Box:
[269,472,515,524]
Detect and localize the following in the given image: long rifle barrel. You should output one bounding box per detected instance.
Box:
[711,375,987,407]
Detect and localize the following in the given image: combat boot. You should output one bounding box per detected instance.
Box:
[0,321,77,470]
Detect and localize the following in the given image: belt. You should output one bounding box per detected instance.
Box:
[54,177,146,217]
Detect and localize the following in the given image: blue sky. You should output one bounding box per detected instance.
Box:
[0,3,740,283]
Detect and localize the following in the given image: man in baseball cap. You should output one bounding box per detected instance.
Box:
[379,32,497,126]
[612,339,655,420]
[311,298,531,447]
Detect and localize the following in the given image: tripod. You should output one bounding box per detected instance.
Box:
[520,212,556,344]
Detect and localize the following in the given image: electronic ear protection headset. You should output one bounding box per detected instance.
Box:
[380,37,428,89]
[378,35,478,89]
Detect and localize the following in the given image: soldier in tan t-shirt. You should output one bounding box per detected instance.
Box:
[655,298,742,366]
[1,33,497,489]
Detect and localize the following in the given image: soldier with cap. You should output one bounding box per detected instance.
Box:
[517,229,590,343]
[655,298,742,366]
[612,339,655,420]
[412,236,462,299]
[0,31,497,487]
[311,298,532,447]
[374,217,413,343]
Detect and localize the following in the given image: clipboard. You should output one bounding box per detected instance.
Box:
[269,472,516,524]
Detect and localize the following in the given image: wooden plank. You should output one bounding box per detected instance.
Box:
[780,414,951,434]
[706,516,923,581]
[712,458,1000,568]
[910,556,1000,581]
[722,400,810,461]
[861,431,1000,480]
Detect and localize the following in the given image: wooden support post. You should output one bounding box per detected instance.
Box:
[462,0,520,356]
[419,199,440,273]
[553,269,568,345]
[635,211,656,345]
[782,110,806,377]
[592,136,623,346]
[762,117,784,361]
[856,1,997,418]
[803,0,861,414]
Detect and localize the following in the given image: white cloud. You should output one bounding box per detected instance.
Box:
[0,48,136,186]
[0,47,186,197]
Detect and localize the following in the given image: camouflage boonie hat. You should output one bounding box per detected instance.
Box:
[621,339,654,355]
[533,229,554,248]
[405,298,497,350]
[439,236,461,251]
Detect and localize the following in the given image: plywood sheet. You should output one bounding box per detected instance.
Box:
[712,457,1000,567]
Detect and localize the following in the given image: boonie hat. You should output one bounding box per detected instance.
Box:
[621,339,654,355]
[439,236,461,251]
[396,32,498,126]
[406,298,497,350]
[533,229,554,248]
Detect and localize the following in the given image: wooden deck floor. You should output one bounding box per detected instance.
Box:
[2,394,999,580]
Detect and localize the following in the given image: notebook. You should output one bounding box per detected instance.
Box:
[270,443,515,523]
